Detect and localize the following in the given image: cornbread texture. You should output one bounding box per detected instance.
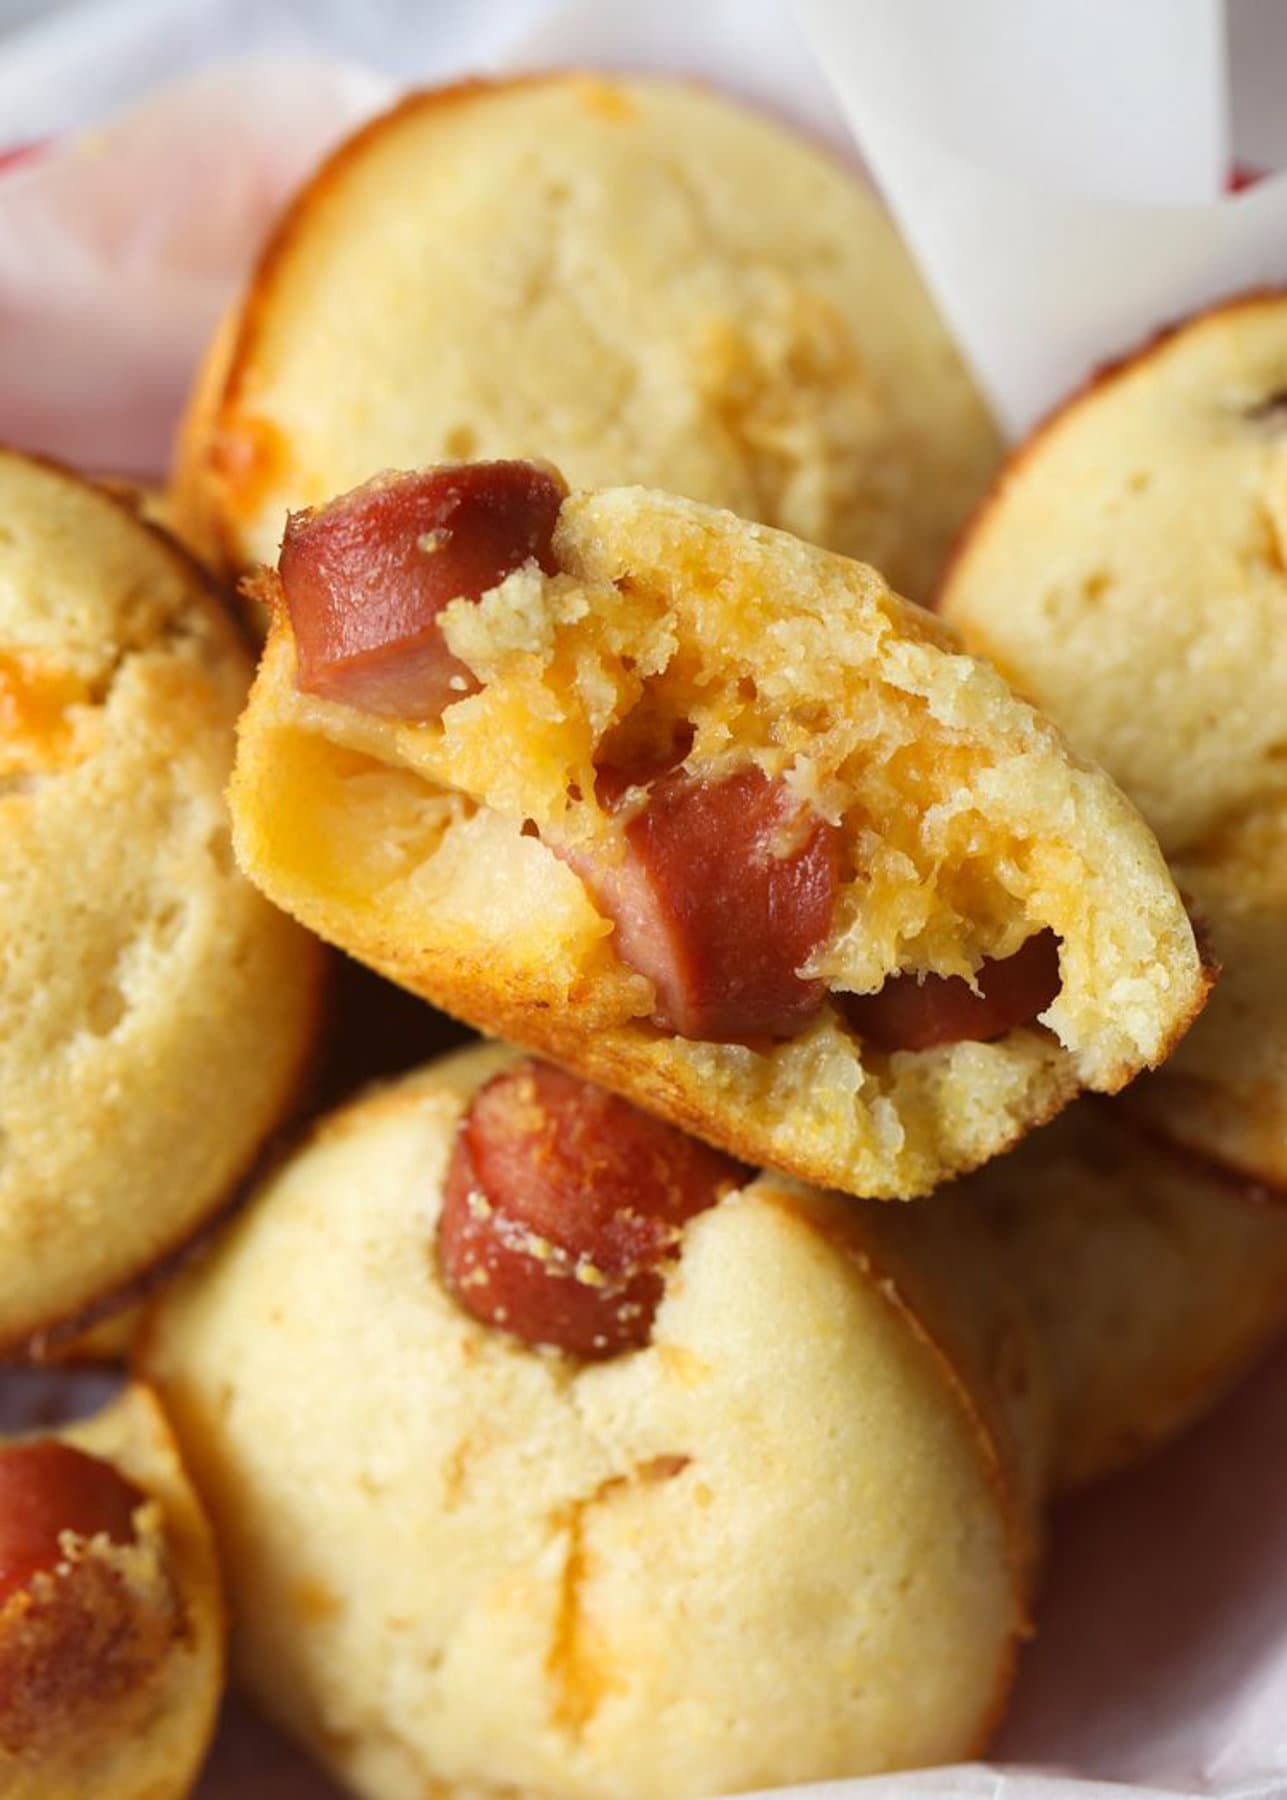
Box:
[232,482,1207,1198]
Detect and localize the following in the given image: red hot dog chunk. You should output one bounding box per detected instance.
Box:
[841,929,1062,1053]
[578,767,839,1042]
[437,1060,746,1357]
[280,460,566,720]
[0,1442,142,1606]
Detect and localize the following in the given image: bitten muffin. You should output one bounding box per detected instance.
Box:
[142,1044,1048,1800]
[937,293,1287,1186]
[171,72,1001,603]
[230,464,1207,1199]
[0,448,326,1349]
[0,1383,224,1798]
[961,1099,1287,1492]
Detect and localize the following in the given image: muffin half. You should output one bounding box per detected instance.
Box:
[230,465,1207,1197]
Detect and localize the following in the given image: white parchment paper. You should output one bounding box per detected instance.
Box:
[1,6,1286,1798]
[798,0,1287,437]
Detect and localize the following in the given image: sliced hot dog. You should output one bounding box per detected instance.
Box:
[438,1060,746,1357]
[0,1442,142,1605]
[571,766,840,1042]
[841,929,1061,1053]
[280,460,567,720]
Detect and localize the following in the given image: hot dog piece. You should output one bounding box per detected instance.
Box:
[0,1442,142,1605]
[842,930,1062,1054]
[280,460,567,720]
[438,1060,745,1356]
[572,767,840,1042]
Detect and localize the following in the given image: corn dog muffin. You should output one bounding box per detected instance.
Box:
[960,1099,1287,1492]
[171,73,1002,603]
[0,1383,224,1798]
[142,1044,1049,1800]
[0,448,325,1349]
[230,463,1207,1198]
[937,293,1287,1185]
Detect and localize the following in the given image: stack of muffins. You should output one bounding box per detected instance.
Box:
[2,72,1286,1800]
